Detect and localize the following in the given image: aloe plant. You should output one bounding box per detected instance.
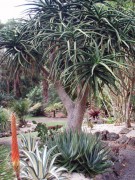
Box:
[20,145,67,180]
[47,130,112,177]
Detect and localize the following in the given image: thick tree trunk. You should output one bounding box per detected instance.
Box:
[67,100,87,131]
[41,67,88,131]
[55,82,88,131]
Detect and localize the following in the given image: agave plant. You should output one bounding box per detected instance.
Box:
[20,145,67,180]
[19,133,37,152]
[47,130,112,177]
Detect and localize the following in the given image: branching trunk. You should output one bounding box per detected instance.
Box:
[41,66,88,131]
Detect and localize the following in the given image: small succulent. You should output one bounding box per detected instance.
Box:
[20,145,67,180]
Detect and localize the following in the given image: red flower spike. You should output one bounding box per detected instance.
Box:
[11,113,20,180]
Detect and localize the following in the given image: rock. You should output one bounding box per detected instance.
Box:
[107,132,119,141]
[126,130,135,138]
[95,131,119,141]
[27,123,32,127]
[116,135,129,144]
[128,137,135,147]
[119,128,130,134]
[101,130,109,140]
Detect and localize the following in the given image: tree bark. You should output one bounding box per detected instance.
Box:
[53,110,56,118]
[13,72,21,98]
[66,99,87,131]
[125,91,132,128]
[55,82,88,131]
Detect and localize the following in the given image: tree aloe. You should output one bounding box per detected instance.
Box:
[0,0,135,130]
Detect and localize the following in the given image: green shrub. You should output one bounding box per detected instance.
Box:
[0,107,10,133]
[106,117,115,124]
[11,99,29,126]
[34,122,62,144]
[27,86,43,104]
[0,93,14,107]
[45,102,64,117]
[47,130,112,177]
[20,145,67,180]
[0,145,14,179]
[28,102,44,116]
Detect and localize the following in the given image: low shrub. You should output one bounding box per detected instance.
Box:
[11,99,29,126]
[47,130,112,177]
[106,117,115,124]
[27,86,43,104]
[45,102,64,118]
[0,107,11,133]
[28,102,44,116]
[34,122,63,144]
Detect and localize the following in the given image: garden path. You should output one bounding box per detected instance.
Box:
[119,148,135,180]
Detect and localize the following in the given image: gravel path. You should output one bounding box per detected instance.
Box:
[119,148,135,180]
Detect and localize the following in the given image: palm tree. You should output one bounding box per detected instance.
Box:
[0,0,135,130]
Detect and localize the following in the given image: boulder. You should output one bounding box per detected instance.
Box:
[116,135,129,144]
[126,130,135,138]
[101,130,109,140]
[127,137,135,147]
[107,132,119,141]
[95,131,119,141]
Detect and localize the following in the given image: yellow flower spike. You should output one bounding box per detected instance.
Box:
[11,113,20,180]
